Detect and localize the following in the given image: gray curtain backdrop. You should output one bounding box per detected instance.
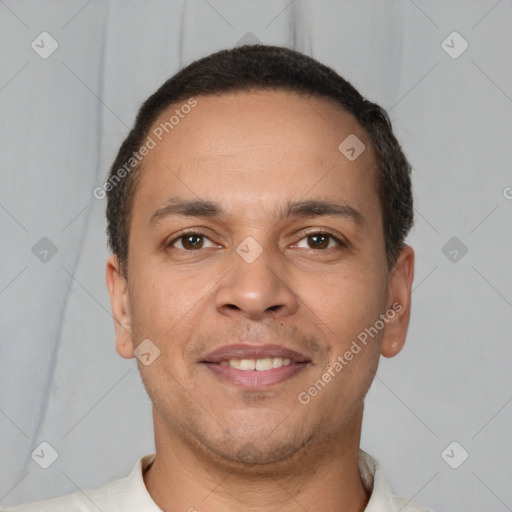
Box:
[1,1,511,510]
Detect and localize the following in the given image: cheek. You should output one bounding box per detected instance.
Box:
[127,270,173,342]
[127,265,214,345]
[300,272,383,409]
[300,267,386,342]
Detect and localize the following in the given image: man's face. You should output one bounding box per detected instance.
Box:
[107,90,413,468]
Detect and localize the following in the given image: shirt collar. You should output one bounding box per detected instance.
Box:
[125,450,423,511]
[121,453,161,511]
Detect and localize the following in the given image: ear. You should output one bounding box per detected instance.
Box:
[106,254,135,359]
[381,245,415,358]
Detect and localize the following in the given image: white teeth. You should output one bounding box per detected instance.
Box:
[272,357,283,368]
[239,359,256,370]
[255,357,273,371]
[225,357,292,371]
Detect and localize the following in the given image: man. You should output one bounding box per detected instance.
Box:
[6,45,427,511]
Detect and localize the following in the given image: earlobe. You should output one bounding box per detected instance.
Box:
[106,254,135,359]
[381,245,415,358]
[382,338,404,358]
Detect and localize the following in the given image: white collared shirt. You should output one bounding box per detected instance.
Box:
[3,451,431,511]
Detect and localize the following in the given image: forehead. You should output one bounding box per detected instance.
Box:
[148,89,367,161]
[134,89,380,225]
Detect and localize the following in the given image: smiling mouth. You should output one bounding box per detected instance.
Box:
[203,361,309,388]
[201,346,311,388]
[219,357,292,371]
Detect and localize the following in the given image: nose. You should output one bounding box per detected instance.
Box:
[215,242,299,321]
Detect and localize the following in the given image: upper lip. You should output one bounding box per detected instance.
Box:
[202,344,310,363]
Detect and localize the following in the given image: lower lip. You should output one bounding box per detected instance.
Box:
[203,363,308,388]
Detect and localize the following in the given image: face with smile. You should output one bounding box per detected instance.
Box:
[107,89,414,473]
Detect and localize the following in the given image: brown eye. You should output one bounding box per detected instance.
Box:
[169,232,216,250]
[307,233,330,249]
[181,234,204,250]
[296,232,342,250]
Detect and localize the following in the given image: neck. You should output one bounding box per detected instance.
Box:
[143,409,370,512]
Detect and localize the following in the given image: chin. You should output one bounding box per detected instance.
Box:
[202,431,317,474]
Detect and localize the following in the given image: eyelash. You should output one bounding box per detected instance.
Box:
[166,230,346,251]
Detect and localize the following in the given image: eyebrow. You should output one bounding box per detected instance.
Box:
[150,197,363,226]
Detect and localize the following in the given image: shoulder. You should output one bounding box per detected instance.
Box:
[1,454,157,512]
[359,450,433,512]
[1,488,104,512]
